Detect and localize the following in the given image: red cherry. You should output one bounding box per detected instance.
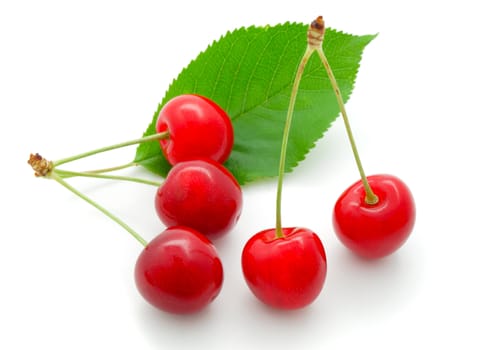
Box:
[333,174,416,259]
[134,226,224,314]
[156,94,234,165]
[155,159,242,239]
[241,227,327,309]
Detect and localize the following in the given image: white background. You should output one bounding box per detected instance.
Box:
[1,0,489,349]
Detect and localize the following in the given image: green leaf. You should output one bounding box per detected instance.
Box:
[134,22,376,184]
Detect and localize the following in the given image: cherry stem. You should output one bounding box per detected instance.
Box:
[312,18,378,205]
[78,162,137,174]
[49,171,148,247]
[55,169,161,186]
[275,46,315,239]
[53,131,169,167]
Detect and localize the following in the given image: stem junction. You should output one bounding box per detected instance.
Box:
[27,131,169,247]
[275,16,379,239]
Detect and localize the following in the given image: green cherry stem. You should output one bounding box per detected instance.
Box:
[313,17,378,205]
[55,169,161,186]
[53,131,169,167]
[275,29,318,238]
[48,171,148,247]
[56,161,137,179]
[77,162,137,175]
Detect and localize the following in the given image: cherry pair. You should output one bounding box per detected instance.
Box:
[137,159,242,314]
[153,94,241,239]
[241,17,416,311]
[136,94,242,314]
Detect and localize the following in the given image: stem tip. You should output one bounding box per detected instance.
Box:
[308,16,325,49]
[28,153,53,177]
[311,16,325,31]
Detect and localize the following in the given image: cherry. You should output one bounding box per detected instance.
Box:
[134,226,224,314]
[241,19,328,310]
[333,175,415,259]
[155,158,242,239]
[309,16,417,258]
[156,94,234,165]
[242,228,326,309]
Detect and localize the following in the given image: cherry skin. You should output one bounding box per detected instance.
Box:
[156,94,234,165]
[333,174,416,259]
[241,227,327,310]
[134,226,224,314]
[155,158,242,239]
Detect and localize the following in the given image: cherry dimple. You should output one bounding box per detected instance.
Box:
[333,174,416,259]
[242,227,327,309]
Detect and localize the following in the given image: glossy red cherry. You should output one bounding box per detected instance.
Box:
[134,226,224,314]
[241,227,327,309]
[333,174,416,259]
[155,159,242,239]
[156,94,234,165]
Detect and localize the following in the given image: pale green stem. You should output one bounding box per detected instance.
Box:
[275,47,315,238]
[53,132,169,167]
[315,48,378,205]
[55,169,161,187]
[49,172,148,247]
[80,162,137,174]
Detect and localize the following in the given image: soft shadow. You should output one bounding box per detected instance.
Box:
[227,293,326,349]
[135,285,325,350]
[134,300,219,349]
[325,244,423,324]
